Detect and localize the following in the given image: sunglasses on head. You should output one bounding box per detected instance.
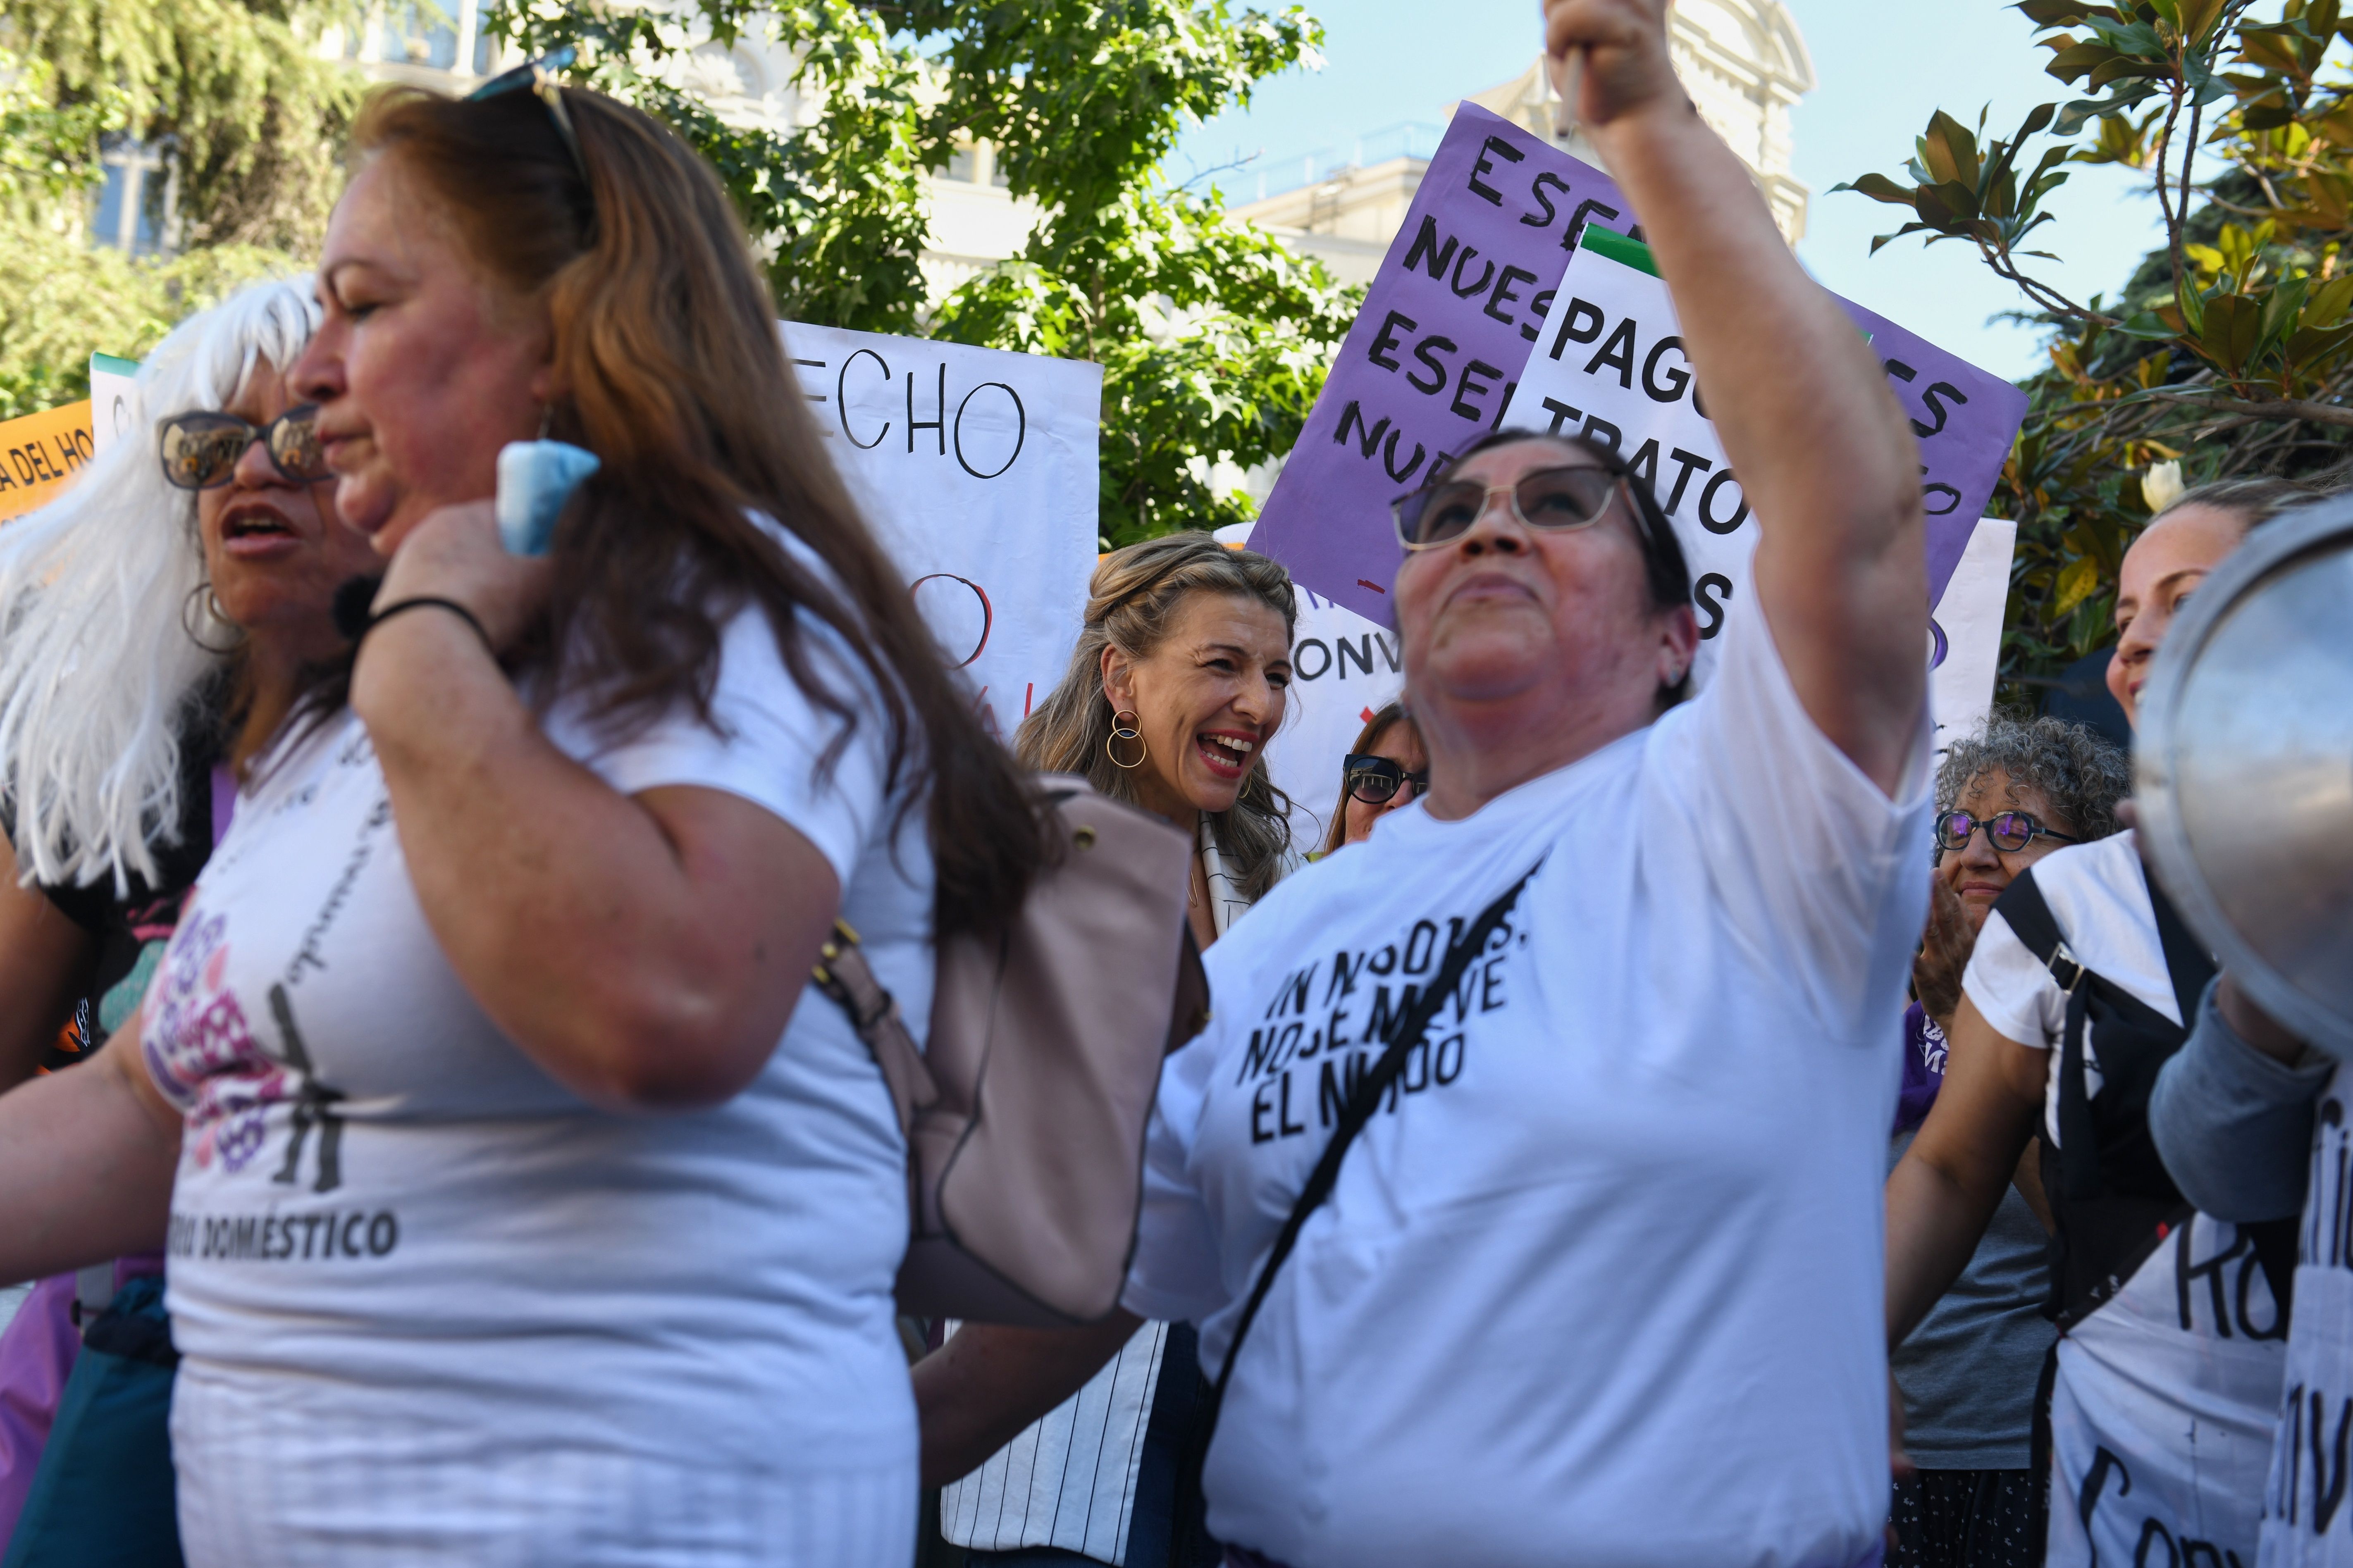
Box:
[1391,464,1628,551]
[469,46,594,197]
[1343,754,1427,806]
[158,405,331,491]
[1934,809,2081,857]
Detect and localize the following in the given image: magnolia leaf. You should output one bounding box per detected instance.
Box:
[2052,555,2101,616]
[1921,110,1983,186]
[1833,172,1920,206]
[2046,40,2113,81]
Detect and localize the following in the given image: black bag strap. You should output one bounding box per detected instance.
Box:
[1187,858,1545,1489]
[1989,868,2078,987]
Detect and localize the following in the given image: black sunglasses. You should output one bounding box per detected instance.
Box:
[469,46,592,194]
[1392,464,1627,551]
[158,405,331,490]
[1934,809,2081,857]
[1343,754,1427,807]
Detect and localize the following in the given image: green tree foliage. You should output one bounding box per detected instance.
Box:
[504,0,1360,544]
[0,0,355,417]
[1837,0,2353,700]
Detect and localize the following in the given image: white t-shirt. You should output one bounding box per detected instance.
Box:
[2267,1062,2353,1567]
[1966,831,2184,1145]
[1962,835,2284,1568]
[1120,602,1931,1568]
[146,545,930,1567]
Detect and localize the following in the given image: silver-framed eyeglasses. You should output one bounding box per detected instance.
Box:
[1391,464,1628,551]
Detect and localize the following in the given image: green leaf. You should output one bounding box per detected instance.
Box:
[1833,172,1922,206]
[1921,110,1984,187]
[2052,554,2100,616]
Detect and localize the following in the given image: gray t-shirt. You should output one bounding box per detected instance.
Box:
[1888,1132,2056,1469]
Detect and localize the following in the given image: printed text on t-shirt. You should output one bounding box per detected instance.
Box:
[1235,903,1525,1144]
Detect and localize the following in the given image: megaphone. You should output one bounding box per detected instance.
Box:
[2137,494,2353,1058]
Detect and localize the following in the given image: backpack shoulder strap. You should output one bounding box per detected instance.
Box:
[1988,866,2083,991]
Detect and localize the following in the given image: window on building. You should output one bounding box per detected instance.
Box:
[945,145,976,183]
[382,0,458,69]
[91,137,173,257]
[471,0,500,75]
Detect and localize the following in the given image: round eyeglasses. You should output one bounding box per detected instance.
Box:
[1391,465,1625,551]
[1343,754,1427,806]
[158,405,331,491]
[1934,809,2081,857]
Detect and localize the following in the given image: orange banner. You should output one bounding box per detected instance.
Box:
[0,400,95,522]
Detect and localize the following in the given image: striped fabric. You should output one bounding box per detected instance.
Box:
[938,1320,1169,1563]
[171,1361,917,1568]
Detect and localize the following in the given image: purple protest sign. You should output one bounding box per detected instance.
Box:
[1252,102,2027,621]
[1840,301,2027,605]
[1249,102,1633,624]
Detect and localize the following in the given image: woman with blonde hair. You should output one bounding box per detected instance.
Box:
[0,61,1042,1565]
[938,531,1293,1568]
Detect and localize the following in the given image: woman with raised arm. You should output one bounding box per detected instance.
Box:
[1886,477,2314,1568]
[0,279,378,1557]
[0,69,1043,1566]
[914,0,1931,1560]
[938,531,1291,1568]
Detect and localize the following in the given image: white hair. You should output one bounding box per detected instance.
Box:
[0,276,321,894]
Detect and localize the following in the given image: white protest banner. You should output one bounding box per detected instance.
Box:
[782,322,1101,743]
[88,353,139,458]
[1502,230,2013,730]
[1928,518,2016,750]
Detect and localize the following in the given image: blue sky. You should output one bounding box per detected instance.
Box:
[1172,0,2171,381]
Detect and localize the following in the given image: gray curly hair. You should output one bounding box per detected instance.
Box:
[1935,714,2132,843]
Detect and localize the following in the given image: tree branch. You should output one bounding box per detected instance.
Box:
[2155,391,2353,426]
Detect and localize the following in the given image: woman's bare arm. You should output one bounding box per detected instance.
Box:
[912,1314,1143,1489]
[0,1013,181,1284]
[1886,993,2048,1343]
[1544,0,1926,794]
[352,503,840,1112]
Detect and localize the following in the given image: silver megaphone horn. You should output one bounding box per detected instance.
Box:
[2136,494,2353,1058]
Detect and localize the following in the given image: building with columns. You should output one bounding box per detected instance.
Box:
[1226,0,1814,285]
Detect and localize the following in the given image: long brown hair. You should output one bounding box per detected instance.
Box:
[1014,533,1295,901]
[348,83,1043,937]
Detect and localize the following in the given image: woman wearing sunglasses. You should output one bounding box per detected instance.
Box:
[0,67,1045,1568]
[935,530,1293,1568]
[1885,717,2126,1568]
[0,277,376,1556]
[1318,703,1426,855]
[1887,477,2317,1568]
[917,0,1933,1561]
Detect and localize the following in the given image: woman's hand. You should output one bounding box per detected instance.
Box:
[1542,0,1686,129]
[369,499,552,653]
[1912,878,1972,1029]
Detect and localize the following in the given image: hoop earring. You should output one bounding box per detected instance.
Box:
[1105,709,1147,770]
[181,581,245,655]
